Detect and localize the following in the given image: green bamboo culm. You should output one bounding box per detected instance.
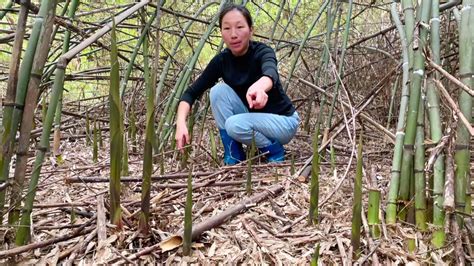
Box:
[52,0,80,161]
[93,119,98,163]
[139,34,155,235]
[385,0,412,225]
[209,129,218,167]
[129,104,137,153]
[0,1,28,220]
[7,0,57,226]
[397,0,431,221]
[153,2,219,152]
[246,133,256,195]
[428,0,445,248]
[156,2,224,149]
[122,137,129,176]
[98,122,104,148]
[119,10,157,98]
[284,0,330,91]
[182,168,193,256]
[414,97,427,231]
[309,129,320,225]
[85,112,91,145]
[325,0,353,129]
[351,134,363,259]
[330,141,336,173]
[109,19,124,228]
[0,0,51,221]
[42,96,48,123]
[0,0,13,20]
[367,188,381,239]
[310,243,320,266]
[269,0,285,42]
[454,0,473,227]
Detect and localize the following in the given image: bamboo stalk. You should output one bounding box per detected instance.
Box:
[284,0,330,91]
[309,129,320,225]
[153,2,220,152]
[426,1,446,245]
[269,0,285,42]
[398,0,431,221]
[0,0,13,20]
[14,1,149,244]
[156,2,223,148]
[108,20,124,228]
[0,0,28,221]
[351,134,363,259]
[182,169,193,256]
[326,0,353,128]
[7,0,57,226]
[138,28,155,234]
[385,0,414,225]
[454,0,473,227]
[414,96,427,231]
[246,133,256,195]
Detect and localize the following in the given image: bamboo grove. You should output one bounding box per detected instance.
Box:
[0,0,472,263]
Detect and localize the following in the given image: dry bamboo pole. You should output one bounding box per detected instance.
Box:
[385,0,413,225]
[7,0,57,226]
[0,0,28,221]
[283,0,330,91]
[454,0,473,226]
[14,0,150,245]
[52,0,80,160]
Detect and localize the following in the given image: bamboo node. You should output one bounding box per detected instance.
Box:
[413,69,424,76]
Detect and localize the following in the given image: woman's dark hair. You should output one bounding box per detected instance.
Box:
[218,4,253,29]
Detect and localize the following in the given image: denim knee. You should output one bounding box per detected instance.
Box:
[224,115,250,143]
[210,83,229,105]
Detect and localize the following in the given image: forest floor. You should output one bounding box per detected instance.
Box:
[0,124,472,265]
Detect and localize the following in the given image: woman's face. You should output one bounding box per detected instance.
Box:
[220,10,253,56]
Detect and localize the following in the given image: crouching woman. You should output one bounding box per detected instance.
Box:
[175,4,299,165]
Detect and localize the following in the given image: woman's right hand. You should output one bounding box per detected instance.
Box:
[175,121,190,152]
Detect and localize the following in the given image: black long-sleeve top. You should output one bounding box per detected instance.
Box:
[180,41,295,116]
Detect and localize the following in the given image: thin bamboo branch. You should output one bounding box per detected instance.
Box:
[428,59,474,96]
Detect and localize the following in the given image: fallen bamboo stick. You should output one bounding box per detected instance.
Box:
[433,79,474,136]
[0,227,94,258]
[64,171,216,183]
[123,184,283,261]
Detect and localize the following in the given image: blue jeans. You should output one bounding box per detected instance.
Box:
[209,83,299,148]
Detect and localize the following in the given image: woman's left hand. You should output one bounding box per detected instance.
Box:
[246,76,272,109]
